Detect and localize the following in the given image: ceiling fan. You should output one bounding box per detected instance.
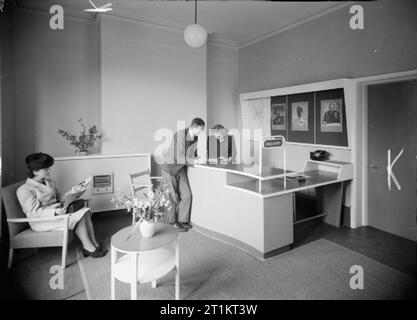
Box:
[84,0,112,13]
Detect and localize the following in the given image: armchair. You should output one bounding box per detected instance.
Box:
[1,181,74,271]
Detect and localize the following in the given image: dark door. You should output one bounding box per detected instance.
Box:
[368,80,417,241]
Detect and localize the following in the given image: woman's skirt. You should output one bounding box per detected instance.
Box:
[30,200,90,232]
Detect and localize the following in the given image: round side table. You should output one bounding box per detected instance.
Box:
[110,224,179,300]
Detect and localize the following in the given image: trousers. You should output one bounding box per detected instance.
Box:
[161,166,192,224]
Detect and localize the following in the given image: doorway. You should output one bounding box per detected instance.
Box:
[367,79,417,241]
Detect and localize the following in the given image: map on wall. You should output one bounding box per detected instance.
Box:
[241,98,271,139]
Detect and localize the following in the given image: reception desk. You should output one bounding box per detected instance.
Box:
[188,160,353,259]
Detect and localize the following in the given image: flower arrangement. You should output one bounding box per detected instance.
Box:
[111,182,172,237]
[58,118,102,153]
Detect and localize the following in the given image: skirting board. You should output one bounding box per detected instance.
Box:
[192,223,290,261]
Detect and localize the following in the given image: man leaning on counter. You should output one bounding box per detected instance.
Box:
[161,118,205,232]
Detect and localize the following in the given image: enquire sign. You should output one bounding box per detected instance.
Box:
[262,136,286,149]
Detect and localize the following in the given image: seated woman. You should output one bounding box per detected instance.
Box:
[16,153,106,258]
[207,124,237,163]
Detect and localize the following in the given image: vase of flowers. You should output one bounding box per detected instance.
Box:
[139,219,156,238]
[58,118,102,155]
[111,182,171,238]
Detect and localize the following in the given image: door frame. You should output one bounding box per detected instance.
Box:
[353,69,417,227]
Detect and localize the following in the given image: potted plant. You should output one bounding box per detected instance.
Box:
[111,182,171,238]
[58,118,102,155]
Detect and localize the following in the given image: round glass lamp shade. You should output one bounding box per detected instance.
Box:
[184,24,208,48]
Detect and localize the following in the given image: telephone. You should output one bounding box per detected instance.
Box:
[310,150,330,161]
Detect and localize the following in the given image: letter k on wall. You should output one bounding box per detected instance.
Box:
[387,148,404,191]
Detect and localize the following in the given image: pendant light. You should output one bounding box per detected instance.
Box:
[184,0,208,48]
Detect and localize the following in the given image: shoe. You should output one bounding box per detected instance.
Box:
[82,247,106,258]
[179,222,192,230]
[173,222,187,232]
[95,243,107,253]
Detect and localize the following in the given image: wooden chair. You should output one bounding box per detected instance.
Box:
[1,181,74,272]
[127,169,162,225]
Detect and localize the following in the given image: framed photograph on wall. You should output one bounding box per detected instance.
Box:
[270,95,287,138]
[287,92,314,143]
[291,101,309,131]
[315,88,348,147]
[271,103,286,130]
[320,99,343,132]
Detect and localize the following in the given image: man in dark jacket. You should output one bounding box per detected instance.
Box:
[161,118,205,232]
[207,124,236,164]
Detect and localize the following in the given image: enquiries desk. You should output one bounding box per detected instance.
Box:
[188,160,353,259]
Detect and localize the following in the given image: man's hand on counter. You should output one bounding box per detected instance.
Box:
[193,157,207,165]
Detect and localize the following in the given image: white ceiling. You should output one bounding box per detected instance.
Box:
[17,0,348,47]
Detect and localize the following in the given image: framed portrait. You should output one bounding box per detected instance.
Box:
[288,92,314,143]
[320,99,343,132]
[315,88,348,147]
[271,103,286,131]
[291,101,309,131]
[271,95,287,138]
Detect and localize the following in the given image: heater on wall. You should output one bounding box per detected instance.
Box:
[92,173,114,195]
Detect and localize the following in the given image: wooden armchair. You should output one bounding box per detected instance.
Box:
[127,169,162,225]
[1,181,74,271]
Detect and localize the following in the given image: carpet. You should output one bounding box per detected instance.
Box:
[78,230,416,300]
[8,242,85,300]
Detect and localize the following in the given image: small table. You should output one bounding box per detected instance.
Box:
[111,224,179,300]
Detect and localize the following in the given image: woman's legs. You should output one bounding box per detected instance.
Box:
[84,211,99,248]
[74,216,96,252]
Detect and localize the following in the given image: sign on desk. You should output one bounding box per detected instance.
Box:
[262,136,286,149]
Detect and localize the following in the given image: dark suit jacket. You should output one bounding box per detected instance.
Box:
[207,135,236,162]
[161,128,198,176]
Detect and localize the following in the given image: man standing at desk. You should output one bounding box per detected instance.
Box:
[161,118,205,232]
[207,124,236,164]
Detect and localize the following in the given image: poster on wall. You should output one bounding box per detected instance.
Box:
[320,99,343,132]
[291,101,309,131]
[315,88,348,147]
[271,103,286,131]
[241,98,271,138]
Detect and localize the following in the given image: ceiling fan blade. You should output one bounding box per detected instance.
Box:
[88,0,97,9]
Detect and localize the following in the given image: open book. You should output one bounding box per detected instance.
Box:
[63,177,92,208]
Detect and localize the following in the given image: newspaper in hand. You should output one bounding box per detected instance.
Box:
[63,177,92,208]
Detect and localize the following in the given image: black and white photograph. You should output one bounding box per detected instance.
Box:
[291,101,309,131]
[0,0,416,308]
[271,103,286,131]
[320,99,343,132]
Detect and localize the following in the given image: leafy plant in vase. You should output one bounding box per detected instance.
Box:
[111,182,172,238]
[58,118,102,155]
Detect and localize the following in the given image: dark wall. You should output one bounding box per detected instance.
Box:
[1,1,16,186]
